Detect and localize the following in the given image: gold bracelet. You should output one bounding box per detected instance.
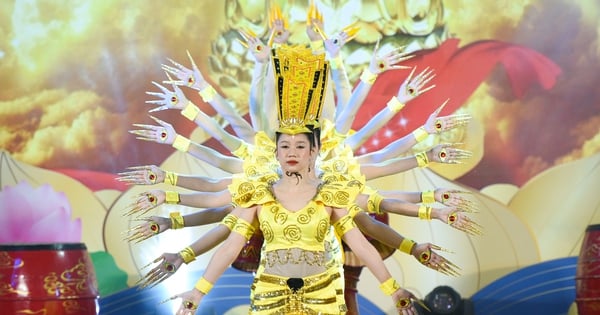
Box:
[421,190,435,204]
[164,191,180,204]
[179,246,196,264]
[418,205,432,220]
[386,96,405,113]
[412,126,429,142]
[195,277,214,295]
[181,101,200,121]
[359,68,378,85]
[165,171,178,186]
[198,85,217,102]
[170,211,185,229]
[220,214,238,231]
[367,192,384,214]
[399,238,416,254]
[172,135,191,152]
[379,278,401,296]
[415,152,429,168]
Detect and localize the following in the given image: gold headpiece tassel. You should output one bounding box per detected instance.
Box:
[272,44,329,134]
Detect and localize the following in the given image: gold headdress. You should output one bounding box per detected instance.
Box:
[272,44,329,134]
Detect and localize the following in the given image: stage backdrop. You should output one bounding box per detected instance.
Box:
[1,1,599,314]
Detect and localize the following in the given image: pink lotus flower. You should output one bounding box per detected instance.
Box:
[0,181,82,244]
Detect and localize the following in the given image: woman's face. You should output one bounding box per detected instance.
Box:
[276,133,313,173]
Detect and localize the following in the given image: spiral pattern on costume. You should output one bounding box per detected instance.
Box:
[261,221,274,243]
[283,225,301,242]
[333,190,351,205]
[274,211,288,225]
[297,213,310,224]
[316,219,328,243]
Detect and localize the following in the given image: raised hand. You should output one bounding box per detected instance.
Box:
[137,252,184,289]
[161,50,208,91]
[117,165,166,186]
[412,242,460,277]
[145,79,189,112]
[368,40,413,75]
[124,190,165,217]
[324,22,360,57]
[237,28,270,63]
[423,100,472,134]
[268,4,290,45]
[305,1,326,42]
[435,188,478,211]
[428,143,473,164]
[396,66,436,103]
[129,115,177,145]
[123,216,170,243]
[433,206,483,236]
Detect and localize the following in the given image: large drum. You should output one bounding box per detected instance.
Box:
[0,243,99,314]
[576,224,600,315]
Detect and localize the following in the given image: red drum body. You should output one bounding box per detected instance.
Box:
[0,243,99,314]
[576,224,600,315]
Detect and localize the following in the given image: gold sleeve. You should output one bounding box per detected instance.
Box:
[231,217,256,241]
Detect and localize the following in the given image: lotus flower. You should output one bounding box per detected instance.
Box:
[0,181,82,244]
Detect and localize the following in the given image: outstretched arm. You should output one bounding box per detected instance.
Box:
[123,189,232,217]
[161,51,256,143]
[117,165,233,192]
[129,115,243,174]
[169,206,257,314]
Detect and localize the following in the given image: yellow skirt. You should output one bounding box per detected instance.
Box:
[249,269,347,315]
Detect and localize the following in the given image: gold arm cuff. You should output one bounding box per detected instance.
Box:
[379,278,401,296]
[386,96,405,114]
[179,246,196,264]
[165,191,180,204]
[198,85,217,102]
[418,205,432,220]
[170,211,185,229]
[172,135,191,152]
[195,277,214,295]
[412,126,429,142]
[421,190,435,204]
[359,68,378,85]
[399,238,416,255]
[165,171,179,186]
[181,101,200,121]
[232,217,255,241]
[415,152,429,168]
[220,213,238,231]
[333,213,356,237]
[367,192,384,214]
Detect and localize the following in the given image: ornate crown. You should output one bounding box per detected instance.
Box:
[271,44,329,134]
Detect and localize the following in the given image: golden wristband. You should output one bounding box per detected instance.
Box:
[415,152,429,168]
[379,278,401,296]
[220,214,238,231]
[421,190,436,204]
[386,96,405,114]
[418,205,432,220]
[399,238,416,255]
[170,211,185,229]
[195,277,214,295]
[198,85,217,102]
[172,135,191,152]
[367,192,384,214]
[360,68,378,85]
[165,191,180,204]
[328,54,344,69]
[181,101,200,121]
[165,171,178,186]
[412,126,429,142]
[179,246,196,264]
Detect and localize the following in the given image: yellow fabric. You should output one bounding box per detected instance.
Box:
[333,213,357,237]
[249,270,346,315]
[366,192,384,214]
